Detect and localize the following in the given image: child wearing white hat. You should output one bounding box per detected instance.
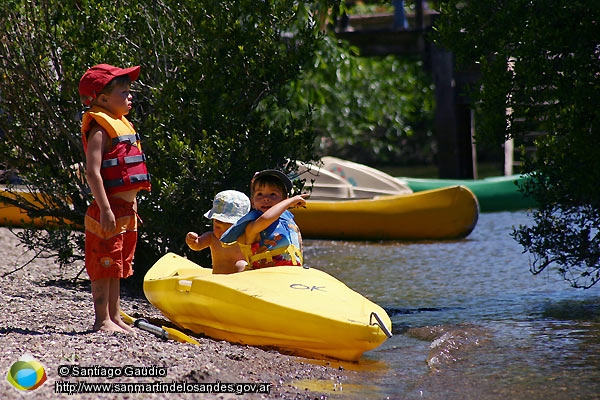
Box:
[186,190,251,274]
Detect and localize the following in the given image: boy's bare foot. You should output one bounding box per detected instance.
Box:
[115,320,136,334]
[93,320,129,333]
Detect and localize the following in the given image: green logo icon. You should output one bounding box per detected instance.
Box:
[7,355,47,391]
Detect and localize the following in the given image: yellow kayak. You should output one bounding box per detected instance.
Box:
[0,186,61,227]
[291,186,479,240]
[143,253,393,361]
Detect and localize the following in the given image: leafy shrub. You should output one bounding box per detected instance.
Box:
[0,0,325,273]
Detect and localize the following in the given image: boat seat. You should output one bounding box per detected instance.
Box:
[321,156,413,195]
[294,161,356,200]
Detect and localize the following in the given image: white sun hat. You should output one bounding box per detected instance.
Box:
[204,190,251,224]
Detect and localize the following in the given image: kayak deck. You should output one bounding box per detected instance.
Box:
[144,253,392,361]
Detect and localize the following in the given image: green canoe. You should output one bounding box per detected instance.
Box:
[397,175,537,213]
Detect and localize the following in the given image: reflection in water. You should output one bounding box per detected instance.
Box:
[303,211,600,399]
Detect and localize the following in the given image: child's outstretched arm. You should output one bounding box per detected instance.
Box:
[243,194,308,241]
[186,231,212,251]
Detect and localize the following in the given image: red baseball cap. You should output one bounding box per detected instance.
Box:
[79,64,140,106]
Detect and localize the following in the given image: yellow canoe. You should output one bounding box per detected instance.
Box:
[291,186,479,240]
[143,253,393,361]
[0,186,61,227]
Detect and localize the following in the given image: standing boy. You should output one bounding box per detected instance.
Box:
[79,64,151,332]
[221,170,308,268]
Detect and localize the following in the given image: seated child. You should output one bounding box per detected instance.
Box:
[220,169,308,269]
[186,190,251,274]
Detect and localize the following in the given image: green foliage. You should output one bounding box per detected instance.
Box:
[266,35,435,165]
[0,0,326,272]
[348,2,394,14]
[434,1,600,287]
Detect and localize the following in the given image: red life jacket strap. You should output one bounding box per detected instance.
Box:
[104,173,151,189]
[102,154,147,168]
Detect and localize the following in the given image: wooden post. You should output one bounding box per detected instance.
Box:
[431,45,478,179]
[392,0,408,29]
[504,138,514,176]
[415,0,424,31]
[471,109,478,179]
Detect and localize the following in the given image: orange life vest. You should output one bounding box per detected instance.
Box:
[81,107,151,195]
[221,210,303,269]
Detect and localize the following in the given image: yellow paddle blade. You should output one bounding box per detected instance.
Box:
[120,310,135,325]
[162,326,201,345]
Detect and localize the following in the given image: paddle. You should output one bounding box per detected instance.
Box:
[120,310,200,345]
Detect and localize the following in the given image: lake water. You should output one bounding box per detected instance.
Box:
[302,211,600,399]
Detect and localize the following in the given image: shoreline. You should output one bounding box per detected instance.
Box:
[0,228,348,399]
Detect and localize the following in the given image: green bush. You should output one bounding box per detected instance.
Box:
[269,35,435,166]
[0,0,326,273]
[435,0,600,288]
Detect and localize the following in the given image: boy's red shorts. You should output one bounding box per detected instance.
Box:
[85,197,137,281]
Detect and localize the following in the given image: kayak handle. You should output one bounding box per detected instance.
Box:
[134,318,169,340]
[370,312,393,338]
